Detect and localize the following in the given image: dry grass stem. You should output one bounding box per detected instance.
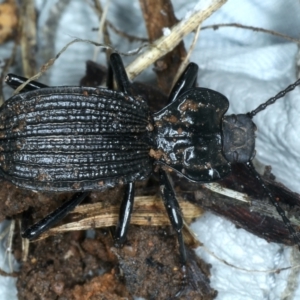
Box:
[37,196,203,240]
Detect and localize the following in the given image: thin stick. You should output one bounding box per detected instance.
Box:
[92,0,111,61]
[106,21,148,42]
[7,220,15,273]
[202,23,300,44]
[12,37,148,95]
[200,243,298,274]
[126,0,227,80]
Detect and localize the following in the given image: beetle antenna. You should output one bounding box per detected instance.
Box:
[248,77,300,118]
[245,161,300,250]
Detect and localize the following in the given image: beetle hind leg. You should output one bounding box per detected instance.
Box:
[159,169,187,297]
[5,74,48,92]
[21,192,89,240]
[114,182,135,245]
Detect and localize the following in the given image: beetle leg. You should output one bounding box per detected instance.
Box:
[159,169,187,297]
[107,53,133,95]
[106,56,115,90]
[168,62,199,104]
[114,182,135,245]
[245,161,300,250]
[21,192,89,240]
[5,74,48,92]
[107,55,137,244]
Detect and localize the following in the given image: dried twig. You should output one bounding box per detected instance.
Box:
[0,221,18,277]
[0,41,18,105]
[35,195,204,240]
[12,38,148,95]
[40,0,71,73]
[91,0,112,61]
[106,22,148,43]
[200,243,299,274]
[126,0,227,80]
[0,268,18,277]
[13,0,225,94]
[201,22,300,44]
[19,0,37,77]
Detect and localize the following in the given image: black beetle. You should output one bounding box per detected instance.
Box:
[2,53,300,296]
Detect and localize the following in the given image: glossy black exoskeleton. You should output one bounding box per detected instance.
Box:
[3,53,300,297]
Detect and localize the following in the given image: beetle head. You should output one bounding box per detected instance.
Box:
[222,114,256,163]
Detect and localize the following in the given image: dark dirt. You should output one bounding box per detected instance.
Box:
[16,229,131,300]
[15,223,216,300]
[113,226,216,300]
[2,157,300,299]
[0,176,215,299]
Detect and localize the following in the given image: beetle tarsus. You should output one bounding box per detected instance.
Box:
[173,265,187,298]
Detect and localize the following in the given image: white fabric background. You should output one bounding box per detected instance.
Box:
[1,0,300,299]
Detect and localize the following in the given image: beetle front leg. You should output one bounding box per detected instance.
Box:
[114,182,135,245]
[159,169,187,297]
[22,192,89,240]
[168,62,198,104]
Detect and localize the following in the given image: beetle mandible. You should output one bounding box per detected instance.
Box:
[2,53,300,296]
